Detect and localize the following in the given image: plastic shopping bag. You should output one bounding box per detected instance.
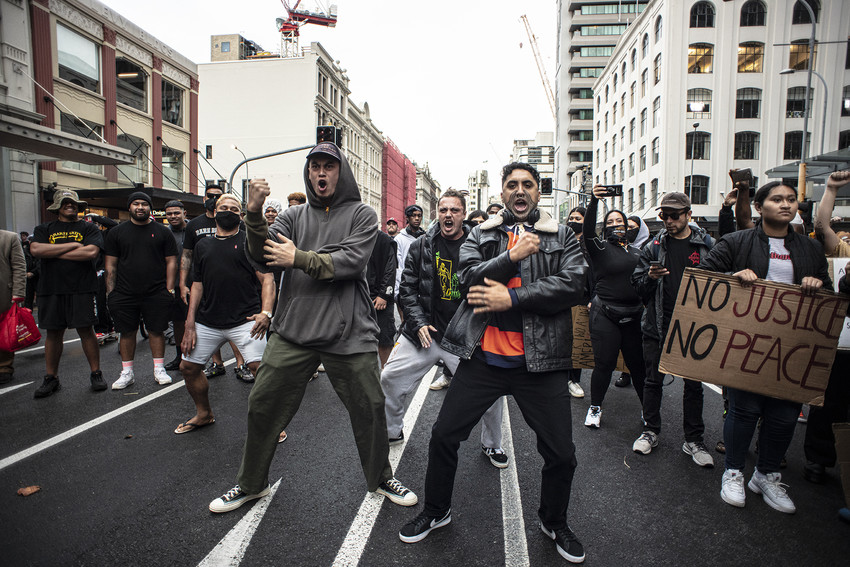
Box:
[0,303,41,352]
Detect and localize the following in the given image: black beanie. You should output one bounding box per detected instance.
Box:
[127,191,152,209]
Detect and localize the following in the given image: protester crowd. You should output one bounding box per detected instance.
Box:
[3,145,850,563]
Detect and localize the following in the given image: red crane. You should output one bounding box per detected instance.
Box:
[277,1,337,57]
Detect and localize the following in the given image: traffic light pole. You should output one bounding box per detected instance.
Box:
[227,144,314,204]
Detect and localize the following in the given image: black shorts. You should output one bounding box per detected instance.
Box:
[37,293,97,330]
[107,290,173,334]
[376,301,397,347]
[172,294,189,322]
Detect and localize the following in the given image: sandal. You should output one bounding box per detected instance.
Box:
[174,417,215,434]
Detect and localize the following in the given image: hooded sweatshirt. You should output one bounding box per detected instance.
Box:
[245,149,379,354]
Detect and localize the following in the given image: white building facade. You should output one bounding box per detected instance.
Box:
[511,132,557,218]
[592,0,850,224]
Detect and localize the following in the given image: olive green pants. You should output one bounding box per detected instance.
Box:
[236,333,393,493]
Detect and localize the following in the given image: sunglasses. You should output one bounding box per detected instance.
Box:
[658,209,689,221]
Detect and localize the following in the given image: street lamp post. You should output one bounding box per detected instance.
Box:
[780,68,828,155]
[231,145,248,195]
[689,122,699,199]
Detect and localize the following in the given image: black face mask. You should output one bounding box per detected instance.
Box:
[626,227,640,243]
[205,194,220,212]
[567,221,583,236]
[604,225,627,244]
[215,210,240,231]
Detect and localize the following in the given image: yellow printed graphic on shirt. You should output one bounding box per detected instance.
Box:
[48,230,84,244]
[436,251,460,301]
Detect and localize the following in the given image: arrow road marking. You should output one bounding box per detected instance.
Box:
[197,478,283,567]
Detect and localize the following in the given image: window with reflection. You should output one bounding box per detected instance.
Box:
[57,24,99,93]
[688,44,713,74]
[740,0,766,26]
[116,57,147,112]
[690,2,715,28]
[738,42,764,73]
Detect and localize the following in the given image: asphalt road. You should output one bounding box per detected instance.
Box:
[1,333,848,566]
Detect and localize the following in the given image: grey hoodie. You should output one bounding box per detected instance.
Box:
[245,148,379,354]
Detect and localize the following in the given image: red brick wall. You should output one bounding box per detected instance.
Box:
[382,138,416,226]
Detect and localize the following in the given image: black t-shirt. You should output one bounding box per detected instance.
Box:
[431,234,464,337]
[170,225,187,258]
[183,215,218,254]
[193,231,261,329]
[105,221,177,295]
[33,220,103,295]
[662,235,703,320]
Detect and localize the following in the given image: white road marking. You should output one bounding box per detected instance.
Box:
[0,358,236,472]
[197,479,283,567]
[17,337,80,354]
[500,397,529,567]
[706,384,722,394]
[0,381,34,396]
[332,365,438,566]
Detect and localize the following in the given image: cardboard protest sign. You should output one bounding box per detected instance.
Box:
[571,305,628,373]
[828,258,850,350]
[658,268,849,406]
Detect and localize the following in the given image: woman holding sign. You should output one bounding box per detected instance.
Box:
[699,181,831,514]
[581,186,646,429]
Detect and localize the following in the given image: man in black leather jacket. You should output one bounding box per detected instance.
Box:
[399,163,589,564]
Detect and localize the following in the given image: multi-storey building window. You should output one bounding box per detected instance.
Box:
[57,24,100,93]
[117,133,149,184]
[685,176,709,205]
[621,94,626,116]
[642,34,649,58]
[839,130,850,150]
[630,82,636,107]
[651,179,658,206]
[686,131,711,160]
[687,88,712,118]
[791,0,820,25]
[640,109,647,136]
[612,134,617,156]
[786,87,814,117]
[613,103,617,125]
[651,137,660,165]
[654,54,661,83]
[629,153,635,176]
[842,85,850,116]
[641,70,648,96]
[162,79,183,127]
[580,46,615,57]
[639,183,646,208]
[630,118,636,142]
[162,148,184,190]
[690,2,716,28]
[620,159,625,181]
[116,57,147,112]
[689,44,714,73]
[655,17,662,43]
[580,67,604,78]
[578,109,594,120]
[639,146,646,171]
[652,97,661,127]
[734,132,760,160]
[789,39,817,70]
[581,25,628,36]
[631,48,637,70]
[59,113,103,175]
[738,42,764,73]
[741,1,767,27]
[736,88,762,118]
[620,127,626,151]
[783,131,810,159]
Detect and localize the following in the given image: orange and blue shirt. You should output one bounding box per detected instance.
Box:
[475,225,528,368]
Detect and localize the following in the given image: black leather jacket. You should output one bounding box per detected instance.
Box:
[440,211,588,372]
[398,223,469,345]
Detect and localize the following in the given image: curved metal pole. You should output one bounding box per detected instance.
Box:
[227,145,314,203]
[810,70,828,155]
[799,0,816,163]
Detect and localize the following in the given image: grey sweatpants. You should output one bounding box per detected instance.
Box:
[380,334,504,448]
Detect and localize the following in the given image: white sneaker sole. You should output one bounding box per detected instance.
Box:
[682,444,714,468]
[486,455,509,469]
[720,488,746,508]
[399,513,451,543]
[377,486,418,507]
[208,485,271,513]
[111,378,134,390]
[540,524,585,564]
[747,479,796,514]
[155,375,172,385]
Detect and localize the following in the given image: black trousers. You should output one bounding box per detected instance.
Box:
[804,351,850,467]
[642,335,705,442]
[588,303,645,407]
[423,356,577,529]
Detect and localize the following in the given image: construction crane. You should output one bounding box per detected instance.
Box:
[276,1,337,58]
[520,14,556,121]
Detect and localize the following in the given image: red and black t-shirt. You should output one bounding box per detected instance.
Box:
[662,235,702,321]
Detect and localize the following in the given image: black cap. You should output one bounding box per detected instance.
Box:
[127,191,152,209]
[405,204,423,217]
[306,142,342,162]
[164,200,184,209]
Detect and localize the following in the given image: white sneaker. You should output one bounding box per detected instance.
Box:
[748,470,796,514]
[154,367,172,385]
[720,469,746,507]
[584,405,601,428]
[568,381,585,398]
[429,375,451,390]
[633,431,658,454]
[112,369,134,390]
[317,363,325,372]
[683,441,714,468]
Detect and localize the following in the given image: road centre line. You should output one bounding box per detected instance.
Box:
[17,337,80,354]
[0,358,236,472]
[500,397,529,567]
[0,381,34,396]
[332,365,438,566]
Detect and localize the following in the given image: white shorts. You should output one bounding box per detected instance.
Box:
[182,320,267,366]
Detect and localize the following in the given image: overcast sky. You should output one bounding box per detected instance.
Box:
[100,0,557,196]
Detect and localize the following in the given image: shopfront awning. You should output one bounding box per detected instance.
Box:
[0,114,133,165]
[43,186,205,217]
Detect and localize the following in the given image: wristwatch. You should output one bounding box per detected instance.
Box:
[261,310,273,319]
[167,289,175,295]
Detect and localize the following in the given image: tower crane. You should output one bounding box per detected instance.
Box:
[520,15,556,121]
[276,1,338,58]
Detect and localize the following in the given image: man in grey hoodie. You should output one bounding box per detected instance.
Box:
[208,142,417,513]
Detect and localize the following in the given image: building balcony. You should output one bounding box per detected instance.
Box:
[568,98,593,113]
[567,118,593,130]
[568,56,611,73]
[568,139,593,153]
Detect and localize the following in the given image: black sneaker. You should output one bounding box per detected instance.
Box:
[540,522,585,564]
[208,484,271,513]
[399,509,451,543]
[90,370,107,392]
[34,375,61,399]
[204,362,226,379]
[614,372,631,388]
[376,478,418,506]
[389,431,405,445]
[234,364,255,383]
[482,446,509,469]
[164,356,182,371]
